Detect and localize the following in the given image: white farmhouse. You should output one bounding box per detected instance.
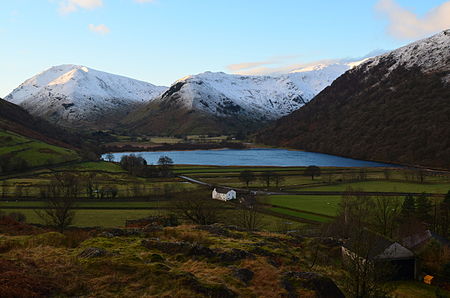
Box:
[212,188,237,201]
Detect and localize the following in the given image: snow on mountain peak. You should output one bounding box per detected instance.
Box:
[5,64,168,127]
[156,61,358,121]
[360,29,450,76]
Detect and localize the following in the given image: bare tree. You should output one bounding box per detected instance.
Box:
[158,156,174,177]
[271,172,285,188]
[440,191,450,238]
[259,171,275,188]
[234,195,264,231]
[330,189,395,297]
[171,192,223,225]
[14,185,24,198]
[358,168,367,181]
[341,230,395,298]
[1,181,8,199]
[239,170,256,188]
[36,173,80,232]
[372,196,401,238]
[82,173,97,199]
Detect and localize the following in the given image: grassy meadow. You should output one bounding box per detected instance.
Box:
[0,130,80,167]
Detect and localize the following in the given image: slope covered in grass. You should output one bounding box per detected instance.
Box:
[0,130,80,169]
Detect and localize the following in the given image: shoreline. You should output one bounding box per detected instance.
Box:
[100,144,450,172]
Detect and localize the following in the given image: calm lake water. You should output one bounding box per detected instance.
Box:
[105,148,398,167]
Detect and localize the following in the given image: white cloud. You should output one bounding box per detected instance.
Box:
[59,0,103,14]
[230,59,336,76]
[88,24,110,35]
[376,0,450,39]
[227,51,386,76]
[227,55,302,74]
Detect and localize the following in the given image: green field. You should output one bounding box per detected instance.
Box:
[266,195,341,217]
[0,201,168,208]
[177,166,450,192]
[0,159,204,199]
[3,208,161,228]
[0,130,80,167]
[2,158,449,227]
[269,207,331,223]
[2,206,299,231]
[60,161,126,173]
[299,180,450,194]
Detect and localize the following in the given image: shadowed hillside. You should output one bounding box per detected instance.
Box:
[256,31,450,169]
[0,98,82,150]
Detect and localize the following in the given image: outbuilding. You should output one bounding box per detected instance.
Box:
[342,232,416,280]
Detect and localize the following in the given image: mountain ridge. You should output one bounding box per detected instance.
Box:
[255,29,450,169]
[122,60,363,135]
[5,64,168,129]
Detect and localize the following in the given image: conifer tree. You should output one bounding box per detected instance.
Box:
[439,190,450,237]
[416,193,432,222]
[400,194,415,219]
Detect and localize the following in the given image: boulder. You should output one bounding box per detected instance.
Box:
[217,248,254,263]
[99,228,142,238]
[232,268,254,285]
[141,240,215,258]
[142,223,164,233]
[126,215,179,228]
[78,247,108,258]
[148,253,165,263]
[177,271,237,298]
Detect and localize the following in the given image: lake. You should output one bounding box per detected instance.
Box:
[104,148,398,167]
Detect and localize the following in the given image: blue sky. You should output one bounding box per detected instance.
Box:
[1,0,449,97]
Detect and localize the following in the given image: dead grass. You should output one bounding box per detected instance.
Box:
[0,215,45,236]
[161,225,214,246]
[240,257,287,297]
[2,246,86,296]
[63,229,97,248]
[178,259,231,285]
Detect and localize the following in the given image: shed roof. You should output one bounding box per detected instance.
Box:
[343,230,411,260]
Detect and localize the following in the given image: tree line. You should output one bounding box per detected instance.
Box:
[105,154,174,178]
[238,166,321,188]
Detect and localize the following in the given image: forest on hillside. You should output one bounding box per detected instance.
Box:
[256,59,450,169]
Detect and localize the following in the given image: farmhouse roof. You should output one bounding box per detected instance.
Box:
[402,230,450,251]
[214,187,233,194]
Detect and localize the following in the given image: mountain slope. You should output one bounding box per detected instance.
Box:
[0,98,82,170]
[123,62,361,135]
[0,98,81,149]
[5,65,167,129]
[256,30,450,169]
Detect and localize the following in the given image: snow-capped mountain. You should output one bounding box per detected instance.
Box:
[287,60,366,101]
[157,72,306,121]
[362,29,450,77]
[122,60,363,135]
[146,60,363,121]
[6,58,364,133]
[5,65,167,128]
